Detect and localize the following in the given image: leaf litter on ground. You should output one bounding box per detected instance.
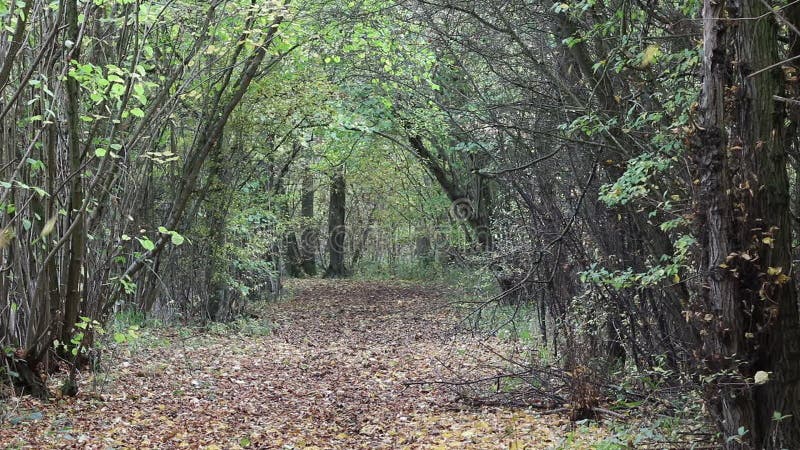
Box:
[1,279,611,449]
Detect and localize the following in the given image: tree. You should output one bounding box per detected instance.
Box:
[300,172,318,276]
[324,170,348,277]
[0,0,292,397]
[693,0,800,447]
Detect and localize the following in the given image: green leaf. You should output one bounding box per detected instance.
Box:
[170,233,185,246]
[95,148,107,157]
[137,237,155,251]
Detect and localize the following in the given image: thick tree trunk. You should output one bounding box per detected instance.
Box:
[694,0,800,447]
[324,171,347,278]
[473,154,493,251]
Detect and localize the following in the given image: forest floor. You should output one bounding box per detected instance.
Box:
[1,279,612,449]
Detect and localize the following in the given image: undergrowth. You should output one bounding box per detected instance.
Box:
[426,268,716,449]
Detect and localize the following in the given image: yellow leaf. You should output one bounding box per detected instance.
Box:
[0,226,14,249]
[767,266,783,276]
[672,274,680,283]
[640,45,661,68]
[509,440,525,450]
[776,274,791,284]
[41,215,57,237]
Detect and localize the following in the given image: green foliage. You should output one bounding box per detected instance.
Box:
[552,0,703,296]
[207,316,272,337]
[598,154,675,207]
[105,309,169,355]
[157,226,186,246]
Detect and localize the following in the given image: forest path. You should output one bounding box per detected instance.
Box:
[2,280,603,449]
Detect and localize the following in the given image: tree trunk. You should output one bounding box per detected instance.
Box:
[205,141,232,321]
[61,0,86,356]
[407,135,493,251]
[415,235,432,266]
[300,174,317,276]
[694,0,800,447]
[324,171,347,278]
[285,232,303,277]
[351,204,377,268]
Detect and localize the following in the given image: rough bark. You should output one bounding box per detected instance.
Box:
[694,0,800,447]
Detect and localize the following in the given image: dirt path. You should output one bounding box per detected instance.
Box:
[1,280,604,449]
